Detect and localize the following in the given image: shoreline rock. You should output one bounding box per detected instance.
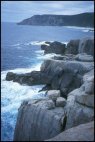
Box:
[13,97,67,141]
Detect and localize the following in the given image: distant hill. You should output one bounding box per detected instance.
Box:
[17,13,94,27]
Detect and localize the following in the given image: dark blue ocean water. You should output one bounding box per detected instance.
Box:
[1,22,94,141]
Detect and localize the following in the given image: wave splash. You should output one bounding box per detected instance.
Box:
[1,64,46,141]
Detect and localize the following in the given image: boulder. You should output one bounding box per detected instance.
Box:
[6,72,16,81]
[56,97,66,107]
[14,98,66,141]
[65,38,94,56]
[46,121,94,141]
[65,39,80,55]
[47,90,60,101]
[78,38,94,56]
[41,41,66,54]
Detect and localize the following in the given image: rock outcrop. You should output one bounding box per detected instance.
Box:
[78,38,94,56]
[14,96,67,141]
[65,39,80,55]
[6,71,52,86]
[41,41,66,54]
[46,121,94,141]
[65,38,94,56]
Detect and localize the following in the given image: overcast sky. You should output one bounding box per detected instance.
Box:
[1,1,94,22]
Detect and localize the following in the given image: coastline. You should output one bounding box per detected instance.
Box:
[4,38,94,141]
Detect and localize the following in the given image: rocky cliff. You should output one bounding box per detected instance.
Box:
[17,13,94,27]
[6,37,94,141]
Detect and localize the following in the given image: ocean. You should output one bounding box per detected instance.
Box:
[1,22,94,141]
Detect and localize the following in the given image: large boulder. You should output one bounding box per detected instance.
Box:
[65,39,80,54]
[47,90,60,101]
[41,41,66,54]
[46,121,94,141]
[14,98,66,141]
[65,38,94,56]
[78,38,94,56]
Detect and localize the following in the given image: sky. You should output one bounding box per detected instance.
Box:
[1,1,94,22]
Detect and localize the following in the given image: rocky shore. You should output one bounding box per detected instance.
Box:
[6,37,94,141]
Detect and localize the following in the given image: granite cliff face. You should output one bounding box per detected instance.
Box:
[17,13,94,27]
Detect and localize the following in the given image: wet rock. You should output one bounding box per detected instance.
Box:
[6,72,16,81]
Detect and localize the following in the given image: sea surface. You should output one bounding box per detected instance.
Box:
[1,22,94,141]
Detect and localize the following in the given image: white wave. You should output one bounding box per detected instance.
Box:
[65,26,94,31]
[35,50,44,54]
[61,42,68,45]
[11,43,21,47]
[37,53,58,60]
[24,41,53,46]
[1,64,43,120]
[2,64,41,76]
[82,29,89,32]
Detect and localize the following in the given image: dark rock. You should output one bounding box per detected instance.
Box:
[78,38,94,56]
[41,41,66,54]
[6,72,16,81]
[65,39,80,55]
[6,71,53,86]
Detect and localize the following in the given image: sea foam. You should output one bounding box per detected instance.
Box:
[1,63,46,141]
